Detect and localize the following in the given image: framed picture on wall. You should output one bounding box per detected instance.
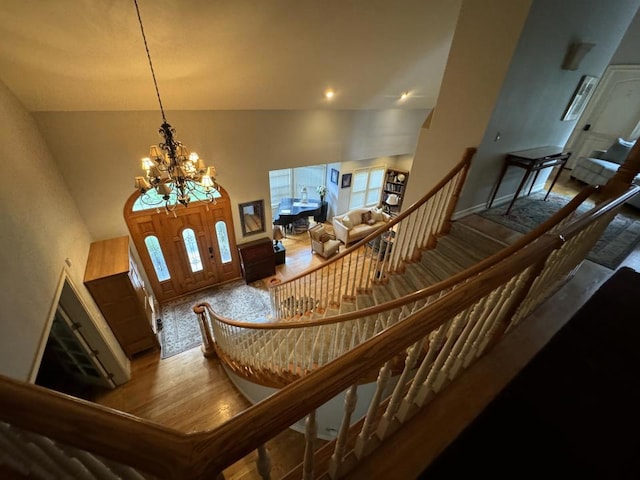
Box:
[239,200,265,236]
[562,75,598,121]
[341,173,352,189]
[330,168,339,185]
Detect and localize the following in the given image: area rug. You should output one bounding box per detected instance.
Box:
[478,191,640,269]
[159,279,272,359]
[421,266,640,479]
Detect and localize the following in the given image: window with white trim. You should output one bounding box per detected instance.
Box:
[348,166,385,209]
[269,165,327,210]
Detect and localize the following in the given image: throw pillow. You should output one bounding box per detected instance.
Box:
[319,233,332,243]
[361,211,373,225]
[601,138,636,165]
[371,207,383,222]
[341,215,353,230]
[366,218,376,226]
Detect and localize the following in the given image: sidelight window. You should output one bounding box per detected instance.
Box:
[215,221,232,264]
[144,236,171,281]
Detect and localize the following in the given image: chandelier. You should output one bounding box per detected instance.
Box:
[132,0,218,213]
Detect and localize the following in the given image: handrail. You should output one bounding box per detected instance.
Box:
[198,183,599,332]
[187,185,638,476]
[276,148,477,286]
[195,182,606,388]
[0,377,192,479]
[267,148,476,320]
[1,185,636,479]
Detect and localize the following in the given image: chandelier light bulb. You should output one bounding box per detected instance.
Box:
[132,0,219,213]
[325,89,334,99]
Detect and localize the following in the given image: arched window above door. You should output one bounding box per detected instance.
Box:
[132,189,222,212]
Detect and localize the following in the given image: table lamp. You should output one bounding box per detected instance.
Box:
[273,225,284,247]
[386,194,399,206]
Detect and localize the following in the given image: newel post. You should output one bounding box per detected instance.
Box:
[193,303,217,358]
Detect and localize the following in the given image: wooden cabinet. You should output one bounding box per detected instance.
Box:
[84,236,159,359]
[238,237,275,284]
[383,168,409,215]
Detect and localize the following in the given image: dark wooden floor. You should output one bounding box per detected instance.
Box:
[92,170,640,479]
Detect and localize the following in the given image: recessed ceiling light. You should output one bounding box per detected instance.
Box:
[325,89,335,99]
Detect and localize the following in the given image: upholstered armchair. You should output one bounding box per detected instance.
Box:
[308,224,341,259]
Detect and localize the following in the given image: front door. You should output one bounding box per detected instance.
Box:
[125,187,241,302]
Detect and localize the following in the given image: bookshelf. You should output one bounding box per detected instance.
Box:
[382,168,409,215]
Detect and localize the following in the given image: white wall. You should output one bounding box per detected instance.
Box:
[456,0,640,212]
[0,80,128,380]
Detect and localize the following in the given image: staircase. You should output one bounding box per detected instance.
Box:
[2,143,640,480]
[209,221,508,387]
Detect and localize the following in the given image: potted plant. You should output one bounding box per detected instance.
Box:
[316,185,328,202]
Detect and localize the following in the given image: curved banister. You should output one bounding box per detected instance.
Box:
[196,183,599,332]
[1,183,635,480]
[0,376,192,479]
[274,148,476,286]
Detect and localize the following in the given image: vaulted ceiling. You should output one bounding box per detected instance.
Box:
[0,0,461,112]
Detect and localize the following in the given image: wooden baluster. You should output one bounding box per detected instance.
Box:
[415,312,467,407]
[449,296,490,375]
[397,321,450,421]
[256,444,271,480]
[435,307,475,387]
[0,424,67,478]
[329,385,358,479]
[414,202,430,255]
[355,362,392,457]
[376,338,424,438]
[303,411,317,480]
[422,198,437,248]
[395,216,412,268]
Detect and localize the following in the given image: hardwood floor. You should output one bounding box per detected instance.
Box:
[91,172,640,478]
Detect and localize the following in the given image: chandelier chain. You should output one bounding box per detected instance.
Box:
[133,0,166,123]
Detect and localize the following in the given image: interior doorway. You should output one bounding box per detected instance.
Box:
[124,186,241,303]
[34,278,118,400]
[565,65,640,168]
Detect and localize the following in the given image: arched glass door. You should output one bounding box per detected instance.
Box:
[125,187,241,302]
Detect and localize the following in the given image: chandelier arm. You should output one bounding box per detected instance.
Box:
[133,0,167,123]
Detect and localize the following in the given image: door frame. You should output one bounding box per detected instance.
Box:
[124,185,241,303]
[29,267,130,386]
[565,64,640,168]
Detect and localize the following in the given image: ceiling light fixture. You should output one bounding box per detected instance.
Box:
[325,89,335,99]
[400,92,409,101]
[133,0,218,213]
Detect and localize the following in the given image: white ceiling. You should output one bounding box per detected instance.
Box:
[0,0,461,112]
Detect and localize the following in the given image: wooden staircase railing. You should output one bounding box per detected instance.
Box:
[270,148,476,320]
[1,183,637,480]
[194,183,598,386]
[2,139,638,479]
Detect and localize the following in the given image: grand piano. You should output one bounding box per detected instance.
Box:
[273,197,327,232]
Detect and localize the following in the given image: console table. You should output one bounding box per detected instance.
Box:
[487,146,571,215]
[237,238,275,284]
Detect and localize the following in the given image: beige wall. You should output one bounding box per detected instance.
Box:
[0,81,128,380]
[404,0,533,207]
[34,109,426,244]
